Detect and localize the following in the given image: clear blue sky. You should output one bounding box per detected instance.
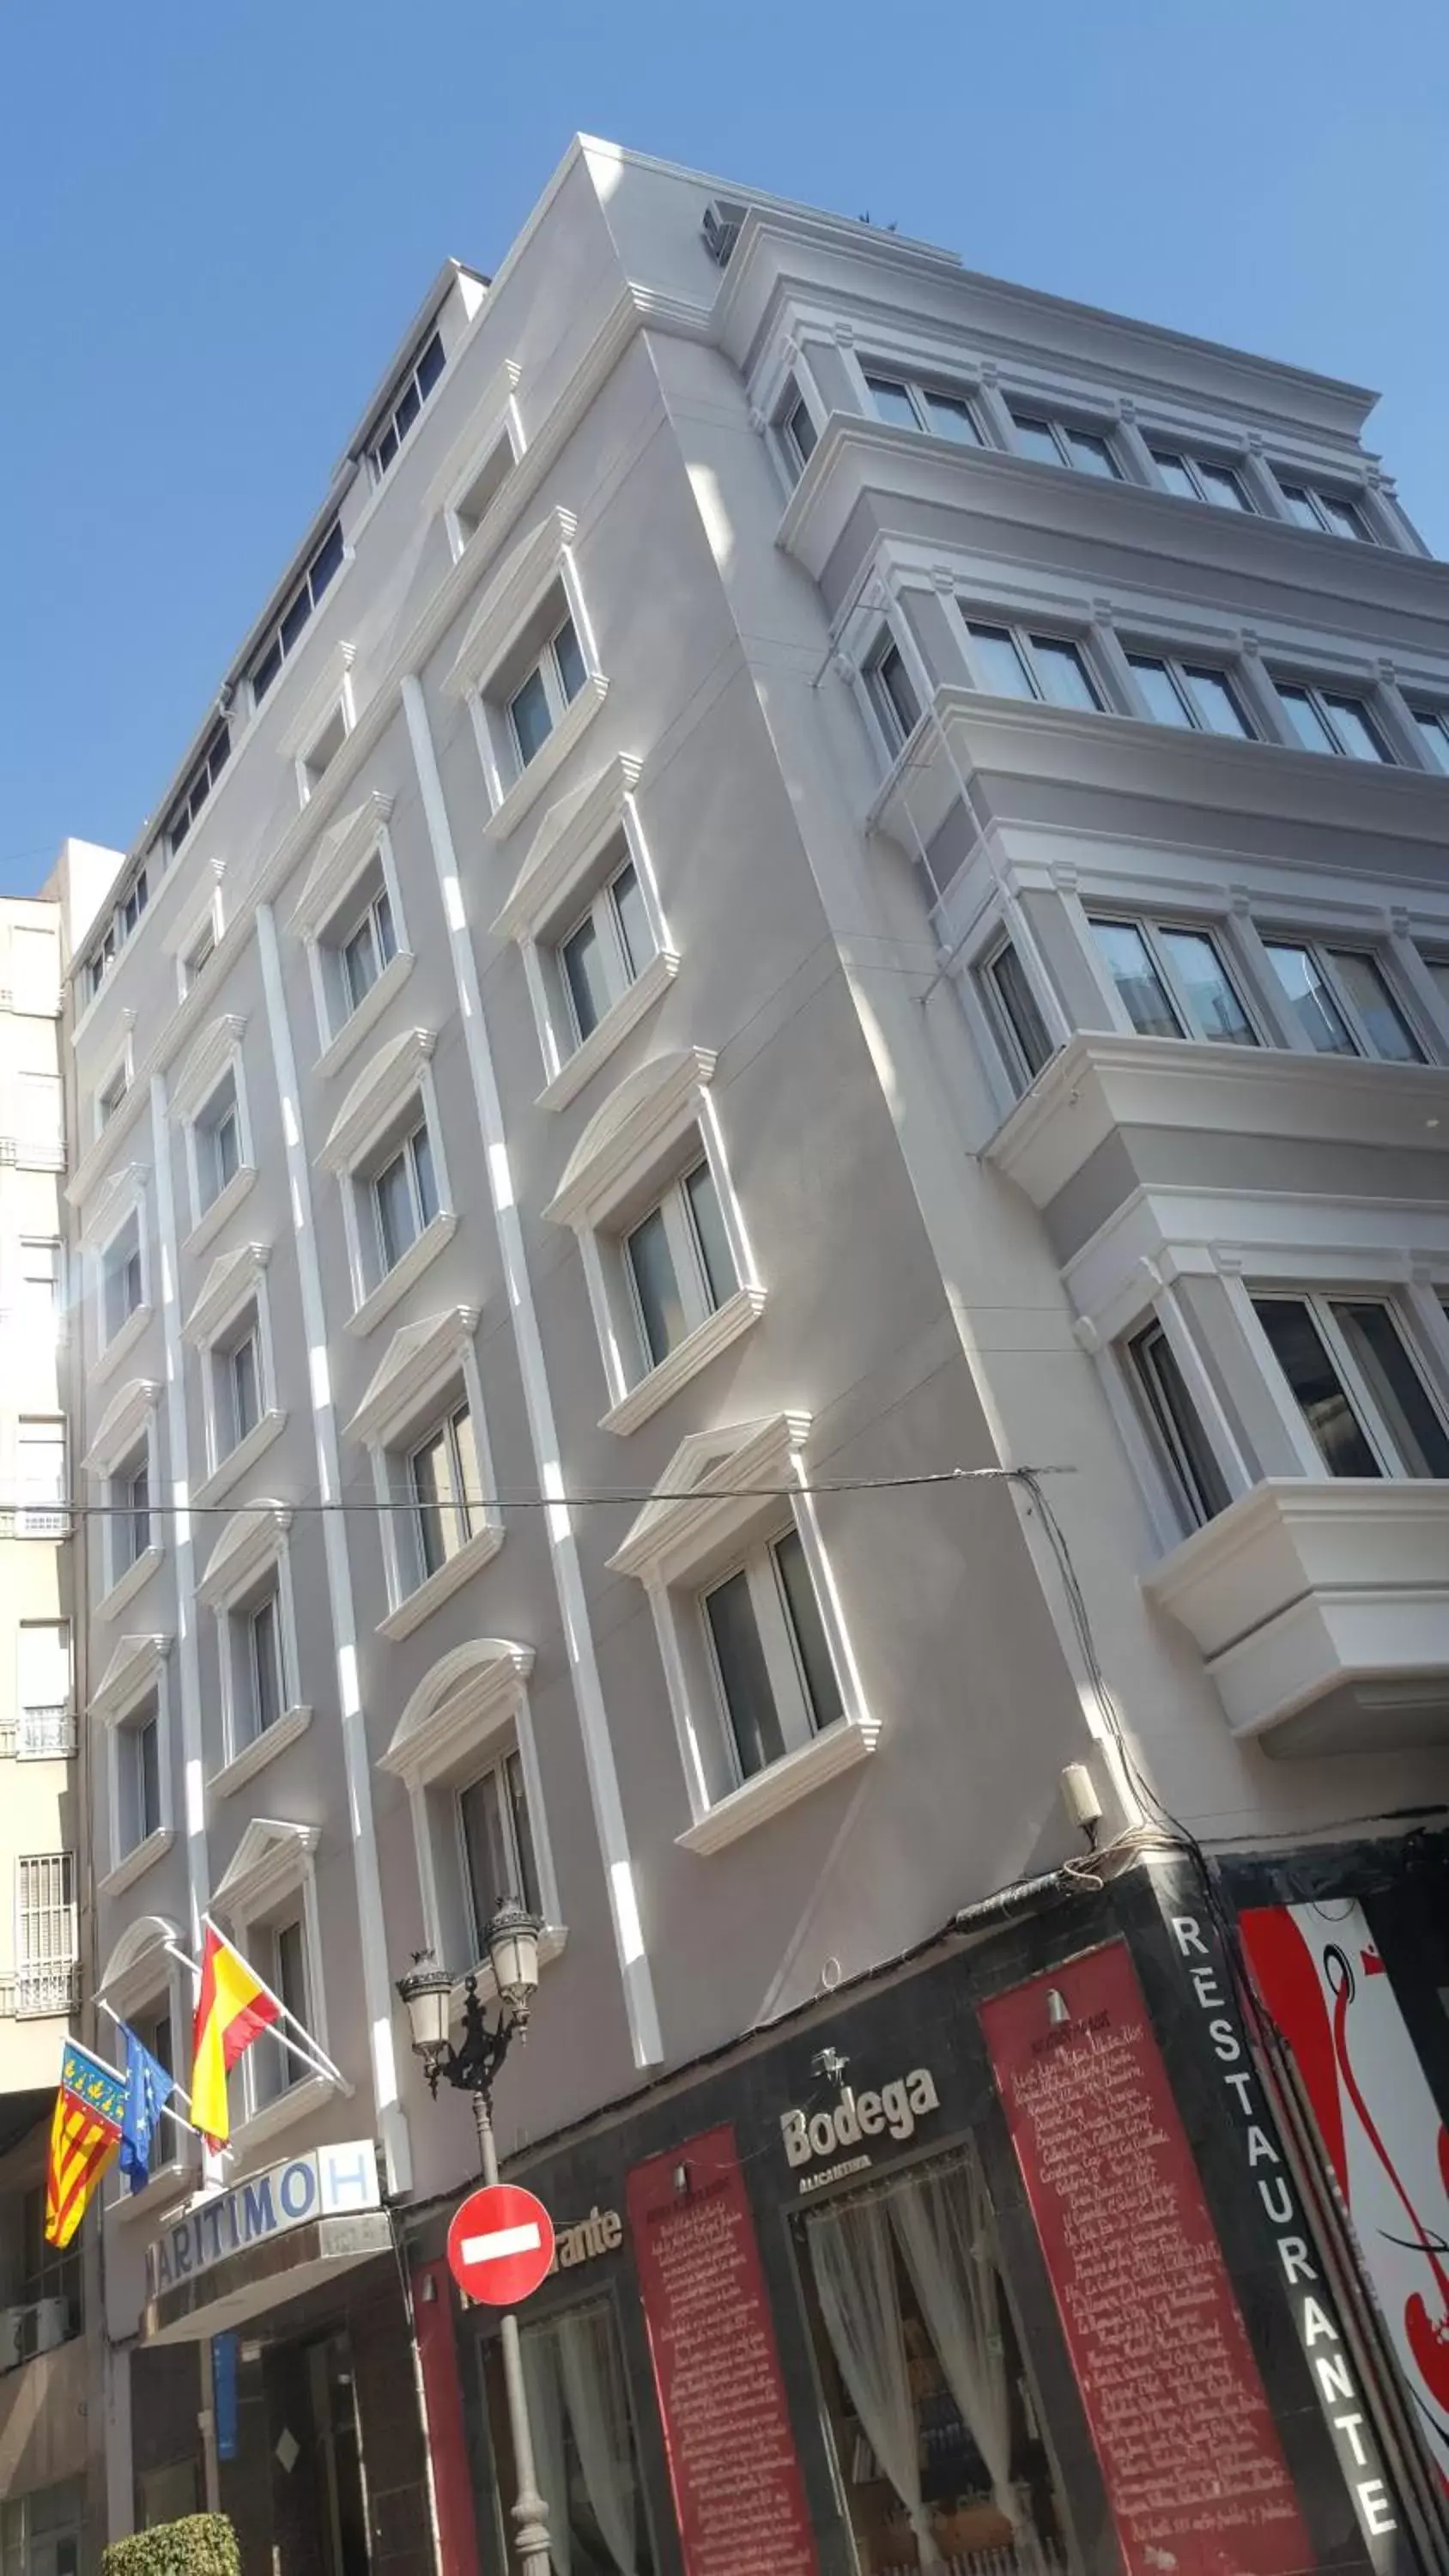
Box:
[3,0,1446,892]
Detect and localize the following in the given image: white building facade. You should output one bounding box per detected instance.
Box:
[61,143,1449,2576]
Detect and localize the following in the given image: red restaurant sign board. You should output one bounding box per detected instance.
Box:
[627,2123,817,2576]
[981,1939,1311,2576]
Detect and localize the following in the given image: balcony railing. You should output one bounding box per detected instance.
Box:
[0,1505,71,1540]
[0,1965,81,2019]
[15,1706,77,1760]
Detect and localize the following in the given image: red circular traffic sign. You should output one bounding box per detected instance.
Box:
[446,2183,555,2306]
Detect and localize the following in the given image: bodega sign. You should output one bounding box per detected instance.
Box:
[781,2066,940,2194]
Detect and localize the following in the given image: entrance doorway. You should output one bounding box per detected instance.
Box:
[304,2330,372,2576]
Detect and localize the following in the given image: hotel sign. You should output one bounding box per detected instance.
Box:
[146,2141,381,2302]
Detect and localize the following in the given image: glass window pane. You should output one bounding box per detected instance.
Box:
[1252,1299,1379,1477]
[417,332,446,398]
[684,1162,736,1309]
[1128,655,1192,728]
[374,1151,415,1267]
[1328,951,1422,1063]
[1011,413,1063,467]
[459,1771,511,1948]
[705,1571,785,1780]
[1319,495,1364,541]
[1182,668,1251,738]
[1324,696,1385,762]
[504,1749,541,1916]
[1031,637,1100,712]
[452,1402,479,1545]
[510,666,554,765]
[966,624,1034,699]
[786,398,817,464]
[626,1205,686,1364]
[1197,463,1247,511]
[553,617,586,704]
[1264,942,1357,1055]
[1129,1321,1230,1524]
[1158,929,1256,1047]
[343,916,380,1005]
[986,943,1052,1080]
[1151,451,1197,501]
[1331,1303,1449,1478]
[1412,709,1449,774]
[561,914,610,1041]
[231,1334,259,1442]
[252,1595,283,1730]
[921,389,982,445]
[865,374,918,431]
[311,522,344,599]
[138,1718,161,1841]
[1063,428,1119,478]
[411,1424,452,1575]
[773,1526,842,1729]
[610,860,652,978]
[1425,956,1449,1012]
[1279,484,1320,532]
[373,889,397,966]
[215,1106,239,1188]
[874,643,919,739]
[1276,684,1338,755]
[412,1124,439,1226]
[1089,920,1182,1039]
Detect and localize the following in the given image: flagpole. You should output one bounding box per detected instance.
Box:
[164,1935,350,2096]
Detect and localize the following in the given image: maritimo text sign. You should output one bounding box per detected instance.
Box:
[446,2183,555,2306]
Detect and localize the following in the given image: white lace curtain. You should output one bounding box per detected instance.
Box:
[520,2306,640,2576]
[520,2329,573,2576]
[807,2158,1021,2566]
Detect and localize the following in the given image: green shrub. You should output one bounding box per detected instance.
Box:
[102,2515,240,2576]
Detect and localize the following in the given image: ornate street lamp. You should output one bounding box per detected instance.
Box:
[397,1900,549,2576]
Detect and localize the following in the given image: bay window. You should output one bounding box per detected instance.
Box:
[1125,1320,1232,1531]
[1252,1294,1449,1480]
[865,370,983,444]
[1149,447,1251,510]
[1009,408,1120,476]
[960,618,1100,712]
[1088,915,1257,1046]
[1262,939,1423,1063]
[976,938,1055,1093]
[1273,680,1390,762]
[1125,653,1253,738]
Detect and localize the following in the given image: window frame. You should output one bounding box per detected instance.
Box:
[249,518,346,708]
[973,933,1058,1098]
[1124,1316,1233,1534]
[14,1852,78,2015]
[1146,445,1253,513]
[1007,404,1123,477]
[1121,648,1256,740]
[350,1304,503,1637]
[318,1030,455,1332]
[94,1634,175,1892]
[957,612,1105,714]
[1271,677,1392,762]
[210,1819,330,2142]
[1259,934,1425,1065]
[777,376,821,480]
[1407,704,1449,776]
[455,1742,543,1963]
[1251,1289,1449,1482]
[1272,475,1372,542]
[863,627,923,755]
[441,386,523,563]
[863,366,985,447]
[197,1507,306,1776]
[700,1524,844,1790]
[1084,910,1263,1048]
[367,326,446,484]
[294,795,414,1073]
[448,509,606,832]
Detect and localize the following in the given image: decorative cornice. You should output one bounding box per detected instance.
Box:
[290,793,396,944]
[608,1411,812,1582]
[169,1014,247,1127]
[184,1242,270,1348]
[212,1814,318,1917]
[379,1640,533,1788]
[80,1162,148,1252]
[423,355,522,519]
[277,641,357,764]
[83,1376,161,1478]
[491,755,644,944]
[545,1046,717,1230]
[197,1504,292,1609]
[318,1026,437,1173]
[347,1303,479,1448]
[90,1631,172,1727]
[445,507,579,702]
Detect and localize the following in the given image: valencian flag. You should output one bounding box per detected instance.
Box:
[45,2040,126,2246]
[190,1923,279,2151]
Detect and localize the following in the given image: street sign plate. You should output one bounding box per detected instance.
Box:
[446,2182,555,2306]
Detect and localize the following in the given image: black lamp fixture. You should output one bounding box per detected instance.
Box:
[396,1898,543,2107]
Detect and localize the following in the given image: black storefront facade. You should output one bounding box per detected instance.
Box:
[403,1837,1449,2576]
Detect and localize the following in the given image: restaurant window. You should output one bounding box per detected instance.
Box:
[483,2299,654,2576]
[797,2150,1068,2576]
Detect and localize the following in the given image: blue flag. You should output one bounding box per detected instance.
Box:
[118,2025,174,2194]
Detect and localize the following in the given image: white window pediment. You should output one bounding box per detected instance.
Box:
[290,791,396,944]
[277,641,357,766]
[423,355,522,519]
[213,1815,318,1918]
[91,1631,172,1728]
[445,507,579,702]
[491,755,644,945]
[379,1639,534,1790]
[82,1162,148,1255]
[100,1913,179,1999]
[184,1241,270,1348]
[83,1376,161,1477]
[347,1304,479,1449]
[319,1026,437,1173]
[608,1413,813,1585]
[169,1015,248,1127]
[198,1503,291,1609]
[545,1047,718,1230]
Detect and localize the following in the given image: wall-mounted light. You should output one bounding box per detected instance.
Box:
[1046,1988,1070,2029]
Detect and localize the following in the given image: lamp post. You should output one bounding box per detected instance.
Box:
[397,1901,551,2576]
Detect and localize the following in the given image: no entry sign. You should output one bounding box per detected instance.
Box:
[446,2182,555,2306]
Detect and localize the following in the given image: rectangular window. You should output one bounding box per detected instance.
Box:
[1263,939,1422,1063]
[369,1119,439,1273]
[1127,1320,1231,1528]
[624,1161,736,1372]
[181,916,216,990]
[864,370,983,445]
[1410,706,1449,775]
[962,619,1100,712]
[18,1421,66,1532]
[16,1854,76,2007]
[98,1064,129,1130]
[864,636,921,749]
[453,430,515,546]
[458,1750,541,1957]
[1088,915,1256,1047]
[368,327,446,482]
[1149,447,1251,511]
[246,1591,286,1739]
[196,1076,242,1211]
[507,617,585,769]
[979,939,1054,1090]
[129,1710,161,1848]
[342,888,396,1012]
[251,519,344,704]
[112,1448,150,1577]
[1254,1294,1449,1479]
[164,723,231,857]
[1276,478,1369,540]
[18,1622,70,1725]
[556,854,655,1048]
[272,1919,308,2091]
[1275,682,1389,762]
[1009,408,1120,477]
[1126,652,1252,739]
[215,1316,262,1456]
[703,1526,842,1784]
[19,1240,59,1331]
[409,1400,479,1580]
[780,383,818,475]
[102,1218,143,1342]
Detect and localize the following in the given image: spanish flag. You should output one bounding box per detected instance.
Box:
[190,1923,280,2149]
[45,2040,126,2245]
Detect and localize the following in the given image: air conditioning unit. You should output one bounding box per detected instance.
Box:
[32,2298,70,2354]
[0,2307,23,2371]
[700,198,749,269]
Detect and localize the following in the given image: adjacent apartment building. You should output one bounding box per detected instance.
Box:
[56,140,1449,2576]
